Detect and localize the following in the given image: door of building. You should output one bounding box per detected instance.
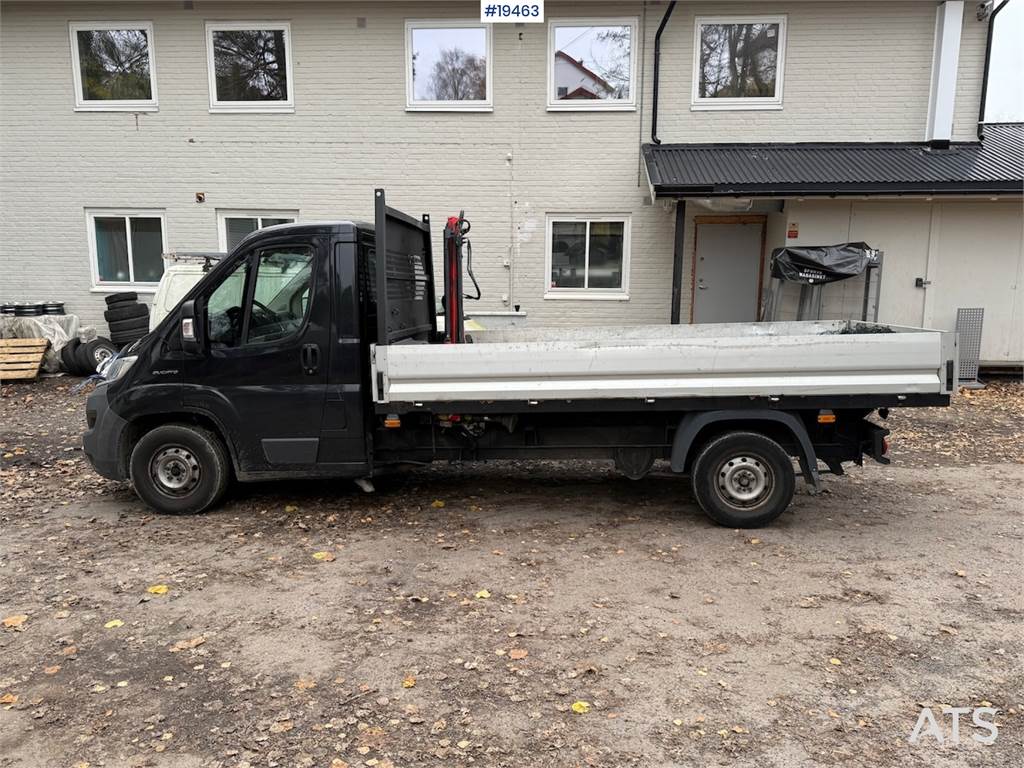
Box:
[692,217,765,323]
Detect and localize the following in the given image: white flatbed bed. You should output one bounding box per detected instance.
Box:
[371,320,957,405]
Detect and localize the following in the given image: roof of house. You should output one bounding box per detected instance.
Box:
[554,50,612,94]
[642,123,1024,197]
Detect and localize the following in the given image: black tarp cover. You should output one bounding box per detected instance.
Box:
[770,242,880,284]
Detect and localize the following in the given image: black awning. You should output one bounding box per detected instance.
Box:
[642,123,1024,197]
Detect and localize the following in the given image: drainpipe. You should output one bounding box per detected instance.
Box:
[650,1,677,144]
[978,0,1010,139]
[670,200,686,323]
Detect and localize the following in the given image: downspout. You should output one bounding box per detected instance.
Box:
[651,1,677,144]
[978,0,1010,139]
[670,200,686,323]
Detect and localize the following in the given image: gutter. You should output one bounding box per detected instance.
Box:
[978,0,1010,139]
[650,1,677,144]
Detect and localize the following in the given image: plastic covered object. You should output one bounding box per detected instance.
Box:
[770,242,880,284]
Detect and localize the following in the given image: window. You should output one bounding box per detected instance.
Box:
[217,211,298,252]
[206,258,249,347]
[68,22,158,111]
[548,19,637,111]
[86,210,166,289]
[545,215,630,299]
[405,21,492,110]
[248,247,315,343]
[205,22,293,112]
[692,16,786,110]
[204,246,313,347]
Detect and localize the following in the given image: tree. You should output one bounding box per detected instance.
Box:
[427,48,486,101]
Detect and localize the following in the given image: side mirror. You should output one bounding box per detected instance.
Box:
[180,299,200,354]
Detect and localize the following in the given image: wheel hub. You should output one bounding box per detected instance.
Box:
[150,447,201,497]
[716,455,772,508]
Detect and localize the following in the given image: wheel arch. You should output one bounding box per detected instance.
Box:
[120,410,239,479]
[671,410,820,489]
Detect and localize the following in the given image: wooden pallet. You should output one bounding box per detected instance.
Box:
[0,338,50,381]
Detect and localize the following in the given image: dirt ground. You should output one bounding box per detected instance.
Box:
[1,378,1022,768]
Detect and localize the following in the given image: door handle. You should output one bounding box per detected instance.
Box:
[301,343,320,375]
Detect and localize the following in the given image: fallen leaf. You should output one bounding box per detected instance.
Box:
[731,725,750,734]
[939,625,959,635]
[571,700,591,714]
[312,551,336,562]
[431,500,446,508]
[748,538,761,545]
[146,584,169,595]
[284,505,299,513]
[61,646,78,656]
[474,589,491,599]
[509,648,528,660]
[169,635,206,653]
[955,570,967,577]
[829,657,842,666]
[294,677,317,691]
[457,739,471,749]
[402,675,416,688]
[43,665,61,675]
[269,719,294,733]
[330,760,350,768]
[2,615,28,629]
[0,693,17,705]
[115,680,128,688]
[103,619,124,629]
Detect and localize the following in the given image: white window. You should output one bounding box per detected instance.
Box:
[692,16,786,110]
[547,18,637,111]
[405,20,492,111]
[68,22,158,111]
[205,21,294,112]
[86,210,167,290]
[217,210,298,252]
[545,215,630,299]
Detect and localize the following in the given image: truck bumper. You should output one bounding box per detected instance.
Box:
[83,384,129,480]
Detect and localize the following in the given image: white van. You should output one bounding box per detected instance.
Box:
[150,254,225,331]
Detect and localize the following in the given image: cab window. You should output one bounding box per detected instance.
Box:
[206,258,249,348]
[247,246,314,344]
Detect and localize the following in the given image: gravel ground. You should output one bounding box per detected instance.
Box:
[1,378,1022,768]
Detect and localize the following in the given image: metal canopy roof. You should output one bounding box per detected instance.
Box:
[642,123,1024,197]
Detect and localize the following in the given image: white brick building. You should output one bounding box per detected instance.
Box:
[1,1,1021,364]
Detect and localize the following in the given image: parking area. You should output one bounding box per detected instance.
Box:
[1,379,1022,768]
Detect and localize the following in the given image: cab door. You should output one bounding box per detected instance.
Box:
[183,237,329,472]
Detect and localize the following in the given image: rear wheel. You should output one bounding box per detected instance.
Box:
[691,431,795,528]
[129,424,230,514]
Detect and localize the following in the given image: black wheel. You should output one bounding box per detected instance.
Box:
[105,292,138,306]
[104,303,148,322]
[691,431,795,528]
[129,424,230,515]
[75,337,118,375]
[108,315,149,334]
[60,338,82,374]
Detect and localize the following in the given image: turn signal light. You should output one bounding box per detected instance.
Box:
[384,415,401,428]
[817,412,836,424]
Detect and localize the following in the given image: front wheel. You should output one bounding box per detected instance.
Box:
[129,424,230,514]
[691,431,795,528]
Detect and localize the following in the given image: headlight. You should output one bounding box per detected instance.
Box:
[103,355,137,382]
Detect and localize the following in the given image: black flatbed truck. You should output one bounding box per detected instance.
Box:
[83,191,955,527]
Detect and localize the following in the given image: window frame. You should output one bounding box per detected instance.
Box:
[205,20,295,114]
[544,214,631,301]
[690,15,787,111]
[85,208,168,292]
[243,244,317,346]
[546,17,638,112]
[68,21,159,112]
[404,19,493,112]
[217,209,299,252]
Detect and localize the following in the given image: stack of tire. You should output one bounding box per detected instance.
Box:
[61,337,119,377]
[103,292,150,349]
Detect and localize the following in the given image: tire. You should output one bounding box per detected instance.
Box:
[129,424,230,515]
[105,292,138,306]
[75,337,118,375]
[108,315,149,334]
[690,431,795,528]
[60,338,82,374]
[104,303,148,323]
[111,332,146,347]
